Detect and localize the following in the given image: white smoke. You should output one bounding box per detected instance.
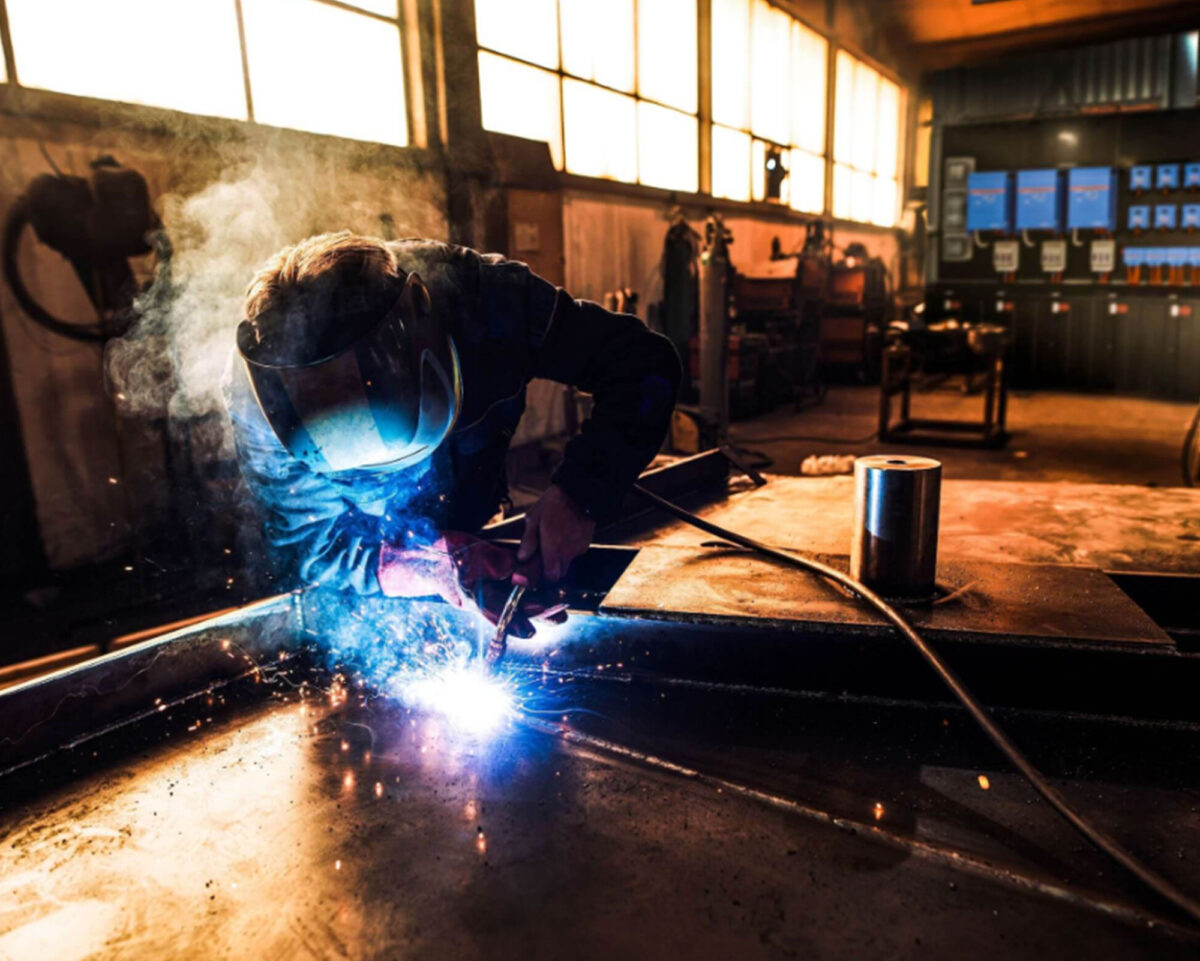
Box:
[105,158,443,423]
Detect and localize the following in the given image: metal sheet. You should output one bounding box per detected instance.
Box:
[600,546,1173,649]
[1,694,1194,960]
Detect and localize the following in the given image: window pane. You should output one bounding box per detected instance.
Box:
[475,0,559,69]
[243,0,407,145]
[749,0,789,145]
[638,103,698,192]
[852,168,873,223]
[832,162,852,219]
[712,125,751,202]
[339,0,398,14]
[789,149,824,214]
[872,175,896,227]
[711,0,749,128]
[851,60,878,172]
[790,21,826,155]
[832,50,855,164]
[478,52,563,169]
[751,138,767,202]
[638,0,697,113]
[7,0,246,119]
[560,0,635,92]
[876,77,900,179]
[563,79,637,182]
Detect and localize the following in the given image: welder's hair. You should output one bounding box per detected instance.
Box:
[242,231,404,365]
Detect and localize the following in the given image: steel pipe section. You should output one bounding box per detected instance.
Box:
[851,455,943,600]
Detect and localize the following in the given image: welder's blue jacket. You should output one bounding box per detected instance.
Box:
[225,239,681,595]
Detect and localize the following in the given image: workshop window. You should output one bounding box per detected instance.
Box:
[3,0,411,146]
[710,0,828,213]
[475,0,700,193]
[241,0,409,147]
[832,50,901,227]
[4,0,248,120]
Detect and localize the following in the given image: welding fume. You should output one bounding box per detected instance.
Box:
[229,232,682,663]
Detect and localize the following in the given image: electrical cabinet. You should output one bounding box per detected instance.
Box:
[1016,169,1062,231]
[1067,167,1116,231]
[966,171,1012,232]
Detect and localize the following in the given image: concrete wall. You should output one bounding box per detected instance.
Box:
[0,110,446,569]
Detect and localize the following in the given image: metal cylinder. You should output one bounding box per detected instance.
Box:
[698,215,730,436]
[850,455,942,600]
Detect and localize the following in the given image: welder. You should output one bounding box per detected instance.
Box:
[225,232,680,638]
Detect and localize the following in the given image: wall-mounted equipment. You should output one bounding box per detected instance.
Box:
[1156,164,1180,190]
[966,171,1012,233]
[993,239,1019,273]
[1041,239,1067,273]
[1183,204,1200,229]
[1130,165,1153,191]
[1155,204,1177,230]
[1066,167,1116,231]
[1123,246,1145,284]
[1166,247,1189,284]
[1090,238,1115,273]
[1186,164,1200,189]
[1128,205,1151,230]
[1015,169,1062,231]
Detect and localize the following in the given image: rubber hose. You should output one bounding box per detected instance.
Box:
[2,202,107,343]
[631,482,1200,926]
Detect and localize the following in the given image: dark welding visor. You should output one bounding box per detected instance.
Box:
[236,273,461,473]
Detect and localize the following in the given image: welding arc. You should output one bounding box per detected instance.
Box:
[631,482,1200,926]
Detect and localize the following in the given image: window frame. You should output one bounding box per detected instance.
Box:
[829,44,906,228]
[0,0,419,149]
[474,0,906,230]
[707,1,829,214]
[474,0,702,192]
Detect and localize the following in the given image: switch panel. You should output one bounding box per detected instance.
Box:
[1015,169,1062,231]
[992,239,1019,273]
[966,171,1012,232]
[1130,165,1153,191]
[1089,239,1115,273]
[1154,204,1177,230]
[1041,239,1067,273]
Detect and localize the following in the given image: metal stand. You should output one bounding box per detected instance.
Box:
[878,342,1009,448]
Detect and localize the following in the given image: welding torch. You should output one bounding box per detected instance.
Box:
[484,582,526,670]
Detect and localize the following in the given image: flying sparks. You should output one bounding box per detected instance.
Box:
[396,666,515,737]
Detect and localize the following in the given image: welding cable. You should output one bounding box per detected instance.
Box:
[630,482,1200,926]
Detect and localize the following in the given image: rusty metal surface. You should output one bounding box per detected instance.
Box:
[601,546,1174,649]
[1,687,1197,961]
[630,475,1200,575]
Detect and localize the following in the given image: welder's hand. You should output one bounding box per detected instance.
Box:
[516,484,595,585]
[378,533,565,637]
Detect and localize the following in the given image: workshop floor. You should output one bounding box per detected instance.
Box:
[730,386,1198,486]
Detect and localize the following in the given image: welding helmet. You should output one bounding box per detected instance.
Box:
[236,272,461,473]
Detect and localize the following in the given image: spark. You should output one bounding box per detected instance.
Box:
[374,781,384,798]
[978,774,990,791]
[334,859,342,871]
[340,740,349,752]
[343,771,355,791]
[396,666,514,737]
[476,828,487,855]
[873,802,885,821]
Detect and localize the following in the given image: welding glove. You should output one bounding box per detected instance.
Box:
[378,532,567,638]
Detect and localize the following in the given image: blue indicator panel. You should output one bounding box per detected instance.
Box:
[1143,248,1168,267]
[1128,205,1151,230]
[1015,169,1061,230]
[1156,164,1180,190]
[966,171,1012,232]
[1190,249,1200,268]
[1066,167,1115,230]
[1186,164,1200,189]
[1167,247,1189,267]
[1183,205,1200,228]
[1122,247,1145,267]
[1130,166,1153,190]
[1155,204,1177,229]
